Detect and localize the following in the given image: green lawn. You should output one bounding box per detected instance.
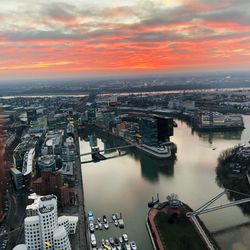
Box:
[155,212,208,250]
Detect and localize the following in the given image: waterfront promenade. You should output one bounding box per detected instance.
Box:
[74,128,89,250]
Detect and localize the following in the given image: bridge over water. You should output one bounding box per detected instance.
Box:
[79,144,136,157]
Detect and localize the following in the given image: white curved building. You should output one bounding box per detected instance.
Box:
[24,216,42,250]
[53,226,71,250]
[22,148,35,181]
[58,216,70,235]
[13,245,28,250]
[38,195,58,249]
[20,194,77,250]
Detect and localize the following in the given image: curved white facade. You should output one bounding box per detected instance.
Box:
[58,216,70,235]
[18,194,77,250]
[24,216,42,250]
[13,244,28,250]
[38,195,58,249]
[53,226,71,250]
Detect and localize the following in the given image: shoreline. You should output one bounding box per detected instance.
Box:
[74,127,89,250]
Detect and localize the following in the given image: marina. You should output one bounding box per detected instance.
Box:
[80,116,250,250]
[86,211,137,250]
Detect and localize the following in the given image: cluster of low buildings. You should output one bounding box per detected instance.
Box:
[10,123,77,207]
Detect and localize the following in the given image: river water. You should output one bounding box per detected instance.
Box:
[80,116,250,250]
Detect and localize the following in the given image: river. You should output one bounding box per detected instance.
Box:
[79,116,250,250]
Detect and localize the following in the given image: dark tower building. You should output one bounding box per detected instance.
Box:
[139,116,174,146]
[155,115,174,142]
[26,109,37,125]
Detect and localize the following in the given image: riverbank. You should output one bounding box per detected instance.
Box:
[73,128,89,250]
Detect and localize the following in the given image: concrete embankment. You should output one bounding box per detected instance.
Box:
[74,128,89,250]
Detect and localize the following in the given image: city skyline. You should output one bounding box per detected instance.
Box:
[1,0,250,80]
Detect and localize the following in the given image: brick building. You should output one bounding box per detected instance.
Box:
[32,171,75,207]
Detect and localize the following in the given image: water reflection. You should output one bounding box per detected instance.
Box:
[175,119,243,145]
[136,151,175,183]
[80,116,250,250]
[80,129,176,183]
[195,130,243,144]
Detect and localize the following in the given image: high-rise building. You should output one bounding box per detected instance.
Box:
[14,194,78,250]
[139,116,174,146]
[26,109,37,125]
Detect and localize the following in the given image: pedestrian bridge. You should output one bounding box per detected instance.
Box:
[79,144,136,157]
[186,189,250,217]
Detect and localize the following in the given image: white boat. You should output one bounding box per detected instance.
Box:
[95,224,99,230]
[109,237,114,245]
[125,243,131,250]
[119,237,123,244]
[116,246,121,250]
[114,220,118,227]
[89,222,94,233]
[87,211,94,222]
[98,222,103,230]
[112,214,117,221]
[130,241,137,250]
[122,234,128,242]
[91,234,96,247]
[103,215,107,223]
[104,222,109,229]
[118,219,124,228]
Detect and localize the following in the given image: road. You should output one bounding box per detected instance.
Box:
[74,128,89,250]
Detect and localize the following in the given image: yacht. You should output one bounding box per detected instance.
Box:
[130,241,137,250]
[112,214,117,221]
[114,220,118,227]
[87,211,94,222]
[98,222,103,230]
[109,238,114,245]
[104,222,109,229]
[89,222,94,233]
[122,234,128,242]
[91,234,96,247]
[125,242,131,250]
[103,215,108,223]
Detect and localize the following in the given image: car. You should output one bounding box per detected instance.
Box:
[130,241,137,250]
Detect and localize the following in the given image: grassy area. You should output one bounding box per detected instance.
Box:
[155,212,208,250]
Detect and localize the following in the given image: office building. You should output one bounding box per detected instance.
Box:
[10,168,23,190]
[14,194,78,250]
[32,171,75,207]
[139,116,173,146]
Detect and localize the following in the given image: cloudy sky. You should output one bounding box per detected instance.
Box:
[0,0,250,79]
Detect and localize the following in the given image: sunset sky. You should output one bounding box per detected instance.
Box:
[0,0,250,80]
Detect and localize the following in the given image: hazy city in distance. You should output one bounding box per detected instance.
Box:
[0,0,250,250]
